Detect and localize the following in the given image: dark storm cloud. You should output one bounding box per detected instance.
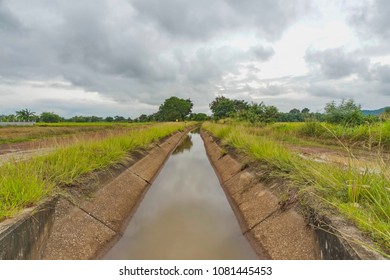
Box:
[304,47,369,79]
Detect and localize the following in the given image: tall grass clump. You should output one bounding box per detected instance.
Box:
[0,122,187,220]
[0,160,54,218]
[202,121,390,255]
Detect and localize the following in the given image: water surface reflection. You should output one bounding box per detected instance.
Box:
[104,132,257,259]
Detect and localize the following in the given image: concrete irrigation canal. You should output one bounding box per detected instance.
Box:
[0,127,383,259]
[104,131,258,259]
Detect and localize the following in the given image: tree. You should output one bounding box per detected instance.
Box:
[114,116,126,122]
[137,114,149,122]
[324,99,364,126]
[15,108,36,122]
[289,108,300,114]
[40,112,62,123]
[380,107,390,120]
[157,96,193,121]
[301,108,310,114]
[189,113,209,121]
[237,102,279,124]
[209,96,248,119]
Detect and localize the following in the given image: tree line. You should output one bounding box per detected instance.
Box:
[1,96,388,125]
[0,109,132,123]
[209,96,389,126]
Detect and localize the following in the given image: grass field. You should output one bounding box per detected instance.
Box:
[235,120,390,151]
[0,122,187,221]
[203,121,390,256]
[0,122,149,145]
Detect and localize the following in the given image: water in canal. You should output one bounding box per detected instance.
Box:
[104,132,258,259]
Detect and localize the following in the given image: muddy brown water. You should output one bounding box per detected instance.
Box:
[103,132,259,260]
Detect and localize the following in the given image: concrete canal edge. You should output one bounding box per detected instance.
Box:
[0,198,57,259]
[200,130,385,260]
[0,127,193,260]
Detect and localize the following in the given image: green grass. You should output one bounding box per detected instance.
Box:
[202,121,390,256]
[0,122,187,220]
[224,120,390,152]
[0,123,149,145]
[256,121,390,151]
[36,122,146,127]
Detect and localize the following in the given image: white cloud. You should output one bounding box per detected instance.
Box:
[0,0,389,118]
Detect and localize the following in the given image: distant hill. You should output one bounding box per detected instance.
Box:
[362,107,389,116]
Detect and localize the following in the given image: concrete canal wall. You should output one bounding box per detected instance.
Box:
[0,128,192,260]
[201,130,385,260]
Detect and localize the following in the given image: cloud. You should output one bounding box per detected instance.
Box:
[305,47,370,79]
[250,45,275,61]
[372,64,390,83]
[0,0,22,32]
[0,0,387,118]
[349,0,390,43]
[131,0,309,41]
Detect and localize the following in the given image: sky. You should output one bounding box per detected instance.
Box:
[0,0,389,118]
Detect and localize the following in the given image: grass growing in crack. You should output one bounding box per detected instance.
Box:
[0,122,187,220]
[202,121,390,255]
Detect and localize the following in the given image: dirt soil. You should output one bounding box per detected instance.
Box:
[289,144,389,174]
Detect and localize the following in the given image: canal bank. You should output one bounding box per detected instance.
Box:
[201,130,385,260]
[0,127,193,260]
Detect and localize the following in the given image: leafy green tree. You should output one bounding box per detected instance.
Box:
[114,116,126,122]
[289,108,300,114]
[189,113,209,121]
[209,96,248,119]
[157,96,193,121]
[137,114,149,122]
[301,108,310,114]
[263,105,279,123]
[237,102,279,124]
[16,108,36,122]
[324,99,364,126]
[40,112,62,123]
